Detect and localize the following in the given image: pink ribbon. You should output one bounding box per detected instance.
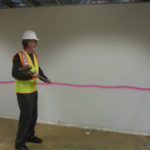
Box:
[0,81,150,91]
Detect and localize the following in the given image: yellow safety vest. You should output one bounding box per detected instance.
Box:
[14,50,39,94]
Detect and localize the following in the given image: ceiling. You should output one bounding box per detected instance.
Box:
[0,0,149,9]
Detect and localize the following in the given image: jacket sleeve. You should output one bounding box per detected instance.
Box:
[39,66,48,81]
[12,53,33,80]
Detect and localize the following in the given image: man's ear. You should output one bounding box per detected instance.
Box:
[26,41,29,48]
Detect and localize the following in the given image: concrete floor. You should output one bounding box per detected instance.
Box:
[0,118,150,150]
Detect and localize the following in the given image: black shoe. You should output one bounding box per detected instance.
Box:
[26,136,42,143]
[16,145,29,150]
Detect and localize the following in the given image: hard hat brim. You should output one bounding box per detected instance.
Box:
[36,38,39,41]
[22,38,40,41]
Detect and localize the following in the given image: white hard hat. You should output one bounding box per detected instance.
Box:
[22,30,39,40]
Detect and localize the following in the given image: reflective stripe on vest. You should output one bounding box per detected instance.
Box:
[20,51,28,66]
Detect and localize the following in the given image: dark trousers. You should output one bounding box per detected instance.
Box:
[15,91,38,148]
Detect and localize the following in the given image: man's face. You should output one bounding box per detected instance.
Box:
[28,40,38,49]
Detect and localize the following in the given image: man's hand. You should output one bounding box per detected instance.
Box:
[45,79,52,83]
[30,71,39,78]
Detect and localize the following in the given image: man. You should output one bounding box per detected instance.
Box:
[12,30,51,150]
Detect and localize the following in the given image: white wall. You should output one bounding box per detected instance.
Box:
[0,3,150,135]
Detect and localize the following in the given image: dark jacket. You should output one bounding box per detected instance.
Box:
[12,53,48,82]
